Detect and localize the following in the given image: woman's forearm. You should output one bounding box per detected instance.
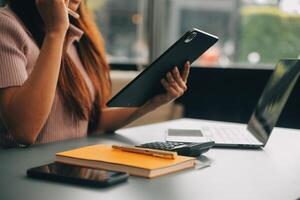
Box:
[99,102,157,132]
[1,32,66,145]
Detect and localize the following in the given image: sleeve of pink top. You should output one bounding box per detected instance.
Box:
[0,13,28,89]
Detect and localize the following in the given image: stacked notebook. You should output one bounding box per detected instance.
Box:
[55,144,197,178]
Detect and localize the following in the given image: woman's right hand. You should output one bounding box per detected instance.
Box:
[35,0,69,34]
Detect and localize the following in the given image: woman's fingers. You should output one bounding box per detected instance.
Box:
[160,61,191,100]
[182,61,191,83]
[163,75,184,97]
[172,67,187,91]
[167,71,185,94]
[35,0,69,34]
[161,79,180,98]
[166,72,176,84]
[168,72,184,92]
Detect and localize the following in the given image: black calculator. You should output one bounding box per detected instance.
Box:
[136,141,215,157]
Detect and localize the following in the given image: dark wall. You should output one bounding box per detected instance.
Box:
[178,67,300,129]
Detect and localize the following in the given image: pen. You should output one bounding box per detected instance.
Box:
[67,8,80,19]
[112,145,177,159]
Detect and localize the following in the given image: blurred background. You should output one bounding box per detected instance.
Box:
[86,0,300,69]
[1,0,299,69]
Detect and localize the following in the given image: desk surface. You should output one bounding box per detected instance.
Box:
[1,118,300,200]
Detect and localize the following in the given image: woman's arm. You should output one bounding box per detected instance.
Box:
[98,104,153,133]
[0,0,69,145]
[99,62,191,132]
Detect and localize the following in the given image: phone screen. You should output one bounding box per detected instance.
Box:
[27,163,128,187]
[166,129,212,143]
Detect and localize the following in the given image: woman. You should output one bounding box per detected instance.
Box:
[0,0,190,148]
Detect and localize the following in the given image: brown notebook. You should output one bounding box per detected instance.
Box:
[55,144,197,178]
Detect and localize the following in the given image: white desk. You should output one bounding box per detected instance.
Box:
[1,118,300,200]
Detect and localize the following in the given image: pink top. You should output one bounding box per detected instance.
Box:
[0,6,96,147]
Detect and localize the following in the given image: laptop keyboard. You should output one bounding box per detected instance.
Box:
[200,126,260,144]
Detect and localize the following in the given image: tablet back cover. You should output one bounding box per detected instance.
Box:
[107,28,218,107]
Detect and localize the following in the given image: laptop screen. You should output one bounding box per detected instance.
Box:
[247,59,300,146]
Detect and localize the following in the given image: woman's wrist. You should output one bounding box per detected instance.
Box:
[45,29,67,40]
[139,100,160,115]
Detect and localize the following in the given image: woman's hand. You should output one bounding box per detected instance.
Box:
[97,61,190,132]
[35,0,70,34]
[146,61,191,109]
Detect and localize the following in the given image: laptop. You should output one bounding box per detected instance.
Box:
[199,59,300,148]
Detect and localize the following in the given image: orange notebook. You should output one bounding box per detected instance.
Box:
[55,144,197,178]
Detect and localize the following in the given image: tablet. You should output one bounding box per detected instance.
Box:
[107,28,219,107]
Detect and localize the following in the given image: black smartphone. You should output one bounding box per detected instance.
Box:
[27,163,129,187]
[107,28,218,107]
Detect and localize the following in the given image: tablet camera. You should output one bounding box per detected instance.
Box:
[184,32,197,43]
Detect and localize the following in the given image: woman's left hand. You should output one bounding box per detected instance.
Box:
[146,61,191,109]
[100,61,190,132]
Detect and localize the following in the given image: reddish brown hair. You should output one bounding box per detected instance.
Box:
[7,0,111,131]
